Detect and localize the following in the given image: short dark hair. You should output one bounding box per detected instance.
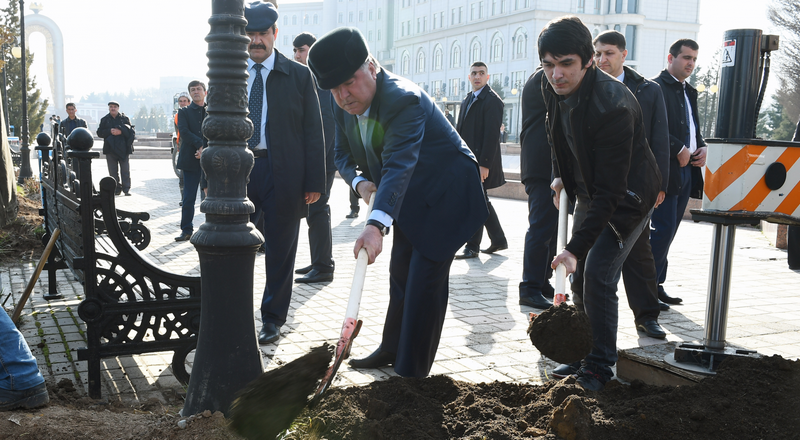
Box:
[669,39,699,58]
[470,61,488,70]
[187,80,206,92]
[593,30,626,51]
[538,16,594,67]
[66,102,76,110]
[293,32,316,48]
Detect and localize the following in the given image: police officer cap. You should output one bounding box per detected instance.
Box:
[245,1,279,33]
[308,27,369,90]
[108,101,119,106]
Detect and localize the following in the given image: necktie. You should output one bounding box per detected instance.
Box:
[683,85,691,149]
[357,115,382,185]
[248,63,265,148]
[465,92,475,115]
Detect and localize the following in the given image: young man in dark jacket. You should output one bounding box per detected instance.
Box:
[175,80,207,242]
[60,103,87,137]
[96,101,134,196]
[651,39,707,306]
[540,16,661,391]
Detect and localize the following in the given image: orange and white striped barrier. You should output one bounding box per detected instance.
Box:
[703,139,800,217]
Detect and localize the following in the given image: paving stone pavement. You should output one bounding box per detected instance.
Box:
[3,158,799,404]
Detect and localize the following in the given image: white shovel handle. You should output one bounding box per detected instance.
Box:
[554,189,569,306]
[344,194,376,320]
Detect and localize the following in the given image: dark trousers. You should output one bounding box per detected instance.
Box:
[106,154,130,193]
[248,157,301,326]
[384,225,452,378]
[305,171,335,272]
[651,166,692,287]
[620,223,661,323]
[179,169,202,234]
[349,189,360,212]
[465,187,507,251]
[788,226,800,269]
[519,180,558,298]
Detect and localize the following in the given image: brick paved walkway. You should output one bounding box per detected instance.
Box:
[3,158,799,404]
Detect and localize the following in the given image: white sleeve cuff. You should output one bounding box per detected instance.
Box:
[368,209,394,227]
[352,176,367,192]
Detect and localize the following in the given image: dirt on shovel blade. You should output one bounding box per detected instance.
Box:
[527,304,592,364]
[229,344,332,440]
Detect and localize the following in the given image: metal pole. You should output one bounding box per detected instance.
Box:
[1,44,10,136]
[703,223,736,350]
[182,0,265,417]
[17,0,33,183]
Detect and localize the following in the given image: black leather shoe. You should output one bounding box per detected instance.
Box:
[658,286,682,305]
[258,323,280,344]
[295,269,334,283]
[519,293,553,309]
[481,243,509,254]
[295,264,313,275]
[659,300,670,311]
[349,346,396,369]
[346,209,359,219]
[636,320,667,339]
[174,232,192,242]
[454,249,479,260]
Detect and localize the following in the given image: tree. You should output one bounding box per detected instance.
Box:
[1,0,49,137]
[490,78,508,127]
[769,0,800,125]
[692,50,722,138]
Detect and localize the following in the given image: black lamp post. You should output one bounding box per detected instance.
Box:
[16,0,33,183]
[1,43,10,136]
[182,0,265,416]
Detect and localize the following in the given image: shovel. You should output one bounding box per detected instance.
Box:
[527,188,593,364]
[312,193,376,399]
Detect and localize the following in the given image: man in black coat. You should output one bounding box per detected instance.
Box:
[308,27,488,377]
[96,101,134,196]
[518,69,557,310]
[175,80,207,242]
[244,1,326,345]
[651,39,707,306]
[291,32,337,284]
[60,103,87,137]
[454,61,508,259]
[790,121,800,270]
[592,30,670,339]
[540,16,661,391]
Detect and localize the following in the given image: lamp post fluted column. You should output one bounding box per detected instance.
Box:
[17,0,33,183]
[182,0,265,416]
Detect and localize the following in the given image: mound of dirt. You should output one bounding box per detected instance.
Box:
[527,304,593,364]
[0,192,44,264]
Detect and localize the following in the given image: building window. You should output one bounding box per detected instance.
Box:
[424,16,428,31]
[451,8,456,24]
[479,1,484,18]
[378,8,382,19]
[451,43,461,68]
[491,33,503,63]
[625,25,637,59]
[292,15,297,25]
[511,70,526,89]
[349,12,354,22]
[614,24,621,32]
[471,39,481,64]
[314,14,318,24]
[369,9,374,20]
[303,14,309,24]
[459,7,464,22]
[577,0,585,13]
[432,80,443,97]
[441,12,445,27]
[417,50,426,73]
[359,11,364,21]
[284,36,289,45]
[615,0,622,13]
[402,52,411,75]
[434,45,443,70]
[449,78,460,98]
[628,0,638,13]
[338,12,343,23]
[368,31,373,41]
[470,3,477,20]
[417,18,421,33]
[378,30,381,40]
[283,16,288,25]
[513,28,527,59]
[501,0,505,13]
[594,0,601,14]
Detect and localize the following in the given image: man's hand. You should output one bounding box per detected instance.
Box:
[304,192,321,204]
[677,147,691,167]
[355,225,383,264]
[479,166,489,182]
[551,249,578,275]
[195,147,203,159]
[691,146,707,167]
[110,128,122,136]
[356,180,377,204]
[655,191,666,208]
[550,178,564,210]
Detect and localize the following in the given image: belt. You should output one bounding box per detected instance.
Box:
[252,149,268,158]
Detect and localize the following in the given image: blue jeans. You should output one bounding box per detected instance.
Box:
[180,169,202,234]
[582,208,653,377]
[0,311,44,391]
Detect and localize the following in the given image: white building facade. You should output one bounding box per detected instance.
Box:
[274,0,700,139]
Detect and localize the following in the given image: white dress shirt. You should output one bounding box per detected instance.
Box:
[350,106,394,227]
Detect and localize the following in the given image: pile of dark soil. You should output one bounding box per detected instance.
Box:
[527,304,593,364]
[0,191,44,264]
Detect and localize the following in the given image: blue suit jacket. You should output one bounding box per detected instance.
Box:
[333,70,488,262]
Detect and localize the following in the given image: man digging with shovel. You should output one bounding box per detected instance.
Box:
[539,16,661,391]
[307,27,488,378]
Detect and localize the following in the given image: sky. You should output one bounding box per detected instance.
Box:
[19,0,778,104]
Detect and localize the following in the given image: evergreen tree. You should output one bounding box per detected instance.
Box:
[769,0,800,125]
[1,0,49,137]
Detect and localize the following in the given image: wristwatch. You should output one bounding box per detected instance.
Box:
[366,219,389,236]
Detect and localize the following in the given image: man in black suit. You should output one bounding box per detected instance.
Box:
[291,32,335,284]
[454,61,508,259]
[651,39,707,306]
[308,27,488,377]
[244,1,326,345]
[175,80,207,242]
[518,69,557,310]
